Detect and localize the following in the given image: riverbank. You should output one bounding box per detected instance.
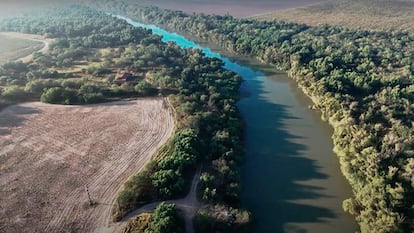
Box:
[116,14,357,233]
[99,5,414,232]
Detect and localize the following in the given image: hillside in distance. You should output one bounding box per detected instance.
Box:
[253,0,414,31]
[128,0,328,18]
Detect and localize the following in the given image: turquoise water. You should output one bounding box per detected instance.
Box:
[120,15,358,233]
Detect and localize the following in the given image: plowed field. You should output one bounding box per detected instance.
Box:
[0,99,174,233]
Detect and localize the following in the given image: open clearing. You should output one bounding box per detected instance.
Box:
[0,99,174,233]
[0,33,43,64]
[0,32,53,63]
[253,0,414,31]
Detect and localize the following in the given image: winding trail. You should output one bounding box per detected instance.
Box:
[120,167,203,233]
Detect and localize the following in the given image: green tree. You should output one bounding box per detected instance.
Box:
[145,203,184,233]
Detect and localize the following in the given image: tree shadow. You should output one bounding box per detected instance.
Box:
[136,20,348,232]
[227,59,336,232]
[0,105,40,136]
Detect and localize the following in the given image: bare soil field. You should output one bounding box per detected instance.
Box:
[136,0,328,18]
[0,99,174,233]
[253,0,414,31]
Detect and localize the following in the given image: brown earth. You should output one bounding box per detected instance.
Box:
[0,99,174,233]
[136,0,328,18]
[253,0,414,31]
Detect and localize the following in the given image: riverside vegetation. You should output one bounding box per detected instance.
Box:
[89,2,414,233]
[0,5,250,232]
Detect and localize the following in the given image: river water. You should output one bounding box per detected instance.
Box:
[119,15,358,233]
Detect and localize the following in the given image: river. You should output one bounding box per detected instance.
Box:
[119,15,358,233]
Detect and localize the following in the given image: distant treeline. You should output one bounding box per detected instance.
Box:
[0,5,250,232]
[88,1,414,233]
[254,0,414,32]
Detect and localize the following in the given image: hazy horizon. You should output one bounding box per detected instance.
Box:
[0,0,328,18]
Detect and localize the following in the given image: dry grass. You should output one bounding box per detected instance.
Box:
[0,32,54,63]
[0,99,174,233]
[252,0,414,32]
[0,34,43,64]
[122,213,152,233]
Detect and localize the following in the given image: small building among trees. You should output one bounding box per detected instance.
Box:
[114,72,137,85]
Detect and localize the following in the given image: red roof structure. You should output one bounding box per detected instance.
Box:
[114,72,135,84]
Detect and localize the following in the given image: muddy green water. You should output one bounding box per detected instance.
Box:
[121,16,358,233]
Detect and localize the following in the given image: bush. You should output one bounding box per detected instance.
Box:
[81,92,104,104]
[25,79,60,94]
[40,87,78,104]
[134,81,158,96]
[113,167,155,221]
[145,203,184,233]
[193,205,252,233]
[122,213,152,233]
[1,85,28,101]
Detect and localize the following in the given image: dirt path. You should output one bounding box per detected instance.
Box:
[0,32,52,63]
[0,99,174,233]
[119,167,203,233]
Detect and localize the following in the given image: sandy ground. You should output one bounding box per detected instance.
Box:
[0,99,174,233]
[0,32,53,63]
[137,0,328,18]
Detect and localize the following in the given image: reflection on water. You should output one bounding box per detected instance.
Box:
[122,16,358,233]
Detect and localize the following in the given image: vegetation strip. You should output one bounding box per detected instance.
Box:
[90,2,414,233]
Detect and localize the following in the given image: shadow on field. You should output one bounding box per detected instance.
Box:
[0,105,40,136]
[87,99,138,107]
[236,64,335,232]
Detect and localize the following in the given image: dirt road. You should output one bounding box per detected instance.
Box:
[0,99,174,233]
[120,168,203,233]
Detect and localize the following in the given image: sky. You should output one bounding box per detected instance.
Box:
[0,0,72,18]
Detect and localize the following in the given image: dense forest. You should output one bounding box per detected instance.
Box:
[0,5,250,232]
[87,2,414,233]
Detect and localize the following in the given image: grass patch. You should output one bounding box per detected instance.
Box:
[122,213,152,233]
[0,34,42,64]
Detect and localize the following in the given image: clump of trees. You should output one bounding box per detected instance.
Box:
[146,203,184,233]
[194,205,252,233]
[91,2,414,232]
[123,203,184,233]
